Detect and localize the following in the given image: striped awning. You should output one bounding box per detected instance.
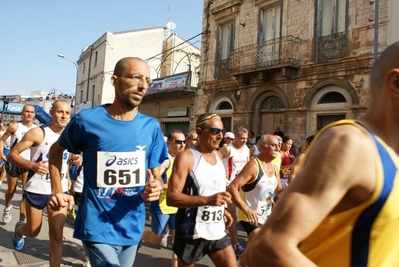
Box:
[159,117,190,123]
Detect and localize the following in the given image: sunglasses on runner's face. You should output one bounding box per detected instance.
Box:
[169,139,186,145]
[201,127,224,135]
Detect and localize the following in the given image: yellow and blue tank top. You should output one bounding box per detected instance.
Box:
[299,120,399,267]
[237,158,278,224]
[159,154,178,214]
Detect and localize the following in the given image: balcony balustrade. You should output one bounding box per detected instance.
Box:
[217,35,302,78]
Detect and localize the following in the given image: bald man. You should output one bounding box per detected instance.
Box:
[239,42,399,266]
[48,57,167,267]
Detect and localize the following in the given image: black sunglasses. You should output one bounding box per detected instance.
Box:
[201,127,224,135]
[169,139,186,145]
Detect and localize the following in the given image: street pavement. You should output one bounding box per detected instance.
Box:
[0,181,247,266]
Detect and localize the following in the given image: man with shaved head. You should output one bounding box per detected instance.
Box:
[7,100,71,266]
[239,42,399,266]
[0,104,36,224]
[48,57,167,266]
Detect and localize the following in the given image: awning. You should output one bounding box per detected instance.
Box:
[159,117,190,123]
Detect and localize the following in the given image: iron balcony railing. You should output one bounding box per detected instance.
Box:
[217,35,302,78]
[316,32,346,62]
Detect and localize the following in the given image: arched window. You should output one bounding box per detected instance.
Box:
[209,97,234,131]
[261,96,285,110]
[318,92,346,103]
[217,101,233,110]
[309,85,352,132]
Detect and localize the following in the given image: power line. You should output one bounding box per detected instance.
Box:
[145,30,207,62]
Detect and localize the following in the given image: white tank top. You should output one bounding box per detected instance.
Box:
[223,144,250,185]
[191,148,227,240]
[73,166,84,193]
[238,158,278,224]
[10,122,37,160]
[24,126,69,194]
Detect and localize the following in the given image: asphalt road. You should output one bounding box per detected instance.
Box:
[0,181,247,267]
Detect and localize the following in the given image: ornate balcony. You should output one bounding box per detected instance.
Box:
[216,35,301,78]
[317,32,347,62]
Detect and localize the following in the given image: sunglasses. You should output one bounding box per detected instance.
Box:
[169,139,186,145]
[201,127,224,135]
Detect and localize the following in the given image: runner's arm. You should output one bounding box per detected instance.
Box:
[239,125,376,266]
[7,127,44,172]
[227,160,260,224]
[167,150,231,208]
[0,123,16,161]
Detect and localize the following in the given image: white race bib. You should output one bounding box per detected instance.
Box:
[256,199,273,225]
[97,151,145,188]
[196,205,224,224]
[41,172,66,183]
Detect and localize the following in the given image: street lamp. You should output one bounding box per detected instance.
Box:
[58,54,78,114]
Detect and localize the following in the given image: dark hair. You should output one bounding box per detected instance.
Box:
[282,135,292,143]
[185,129,196,139]
[306,134,315,145]
[167,129,184,140]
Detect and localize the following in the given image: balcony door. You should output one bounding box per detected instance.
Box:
[258,4,281,63]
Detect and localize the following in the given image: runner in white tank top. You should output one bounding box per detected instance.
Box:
[219,126,250,256]
[167,113,237,267]
[228,135,282,243]
[1,105,36,225]
[7,100,71,264]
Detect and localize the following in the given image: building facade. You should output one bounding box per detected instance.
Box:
[195,0,399,147]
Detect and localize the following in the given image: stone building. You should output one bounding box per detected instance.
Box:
[139,34,201,134]
[195,0,399,147]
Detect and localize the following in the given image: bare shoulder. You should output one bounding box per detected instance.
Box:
[25,127,45,144]
[302,123,376,190]
[215,150,223,159]
[313,123,374,153]
[6,122,18,134]
[219,145,230,158]
[174,148,194,165]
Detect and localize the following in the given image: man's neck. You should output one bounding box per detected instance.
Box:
[21,120,33,127]
[232,142,244,150]
[106,104,138,121]
[195,144,214,156]
[48,123,64,135]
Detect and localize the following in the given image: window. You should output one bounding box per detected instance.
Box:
[91,84,95,104]
[261,96,284,111]
[80,89,84,104]
[259,4,281,43]
[83,62,86,74]
[217,101,233,110]
[215,20,234,78]
[218,21,234,60]
[319,0,346,37]
[94,51,98,67]
[317,114,345,131]
[319,92,346,103]
[315,0,347,62]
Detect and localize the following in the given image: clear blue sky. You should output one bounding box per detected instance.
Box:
[0,1,204,96]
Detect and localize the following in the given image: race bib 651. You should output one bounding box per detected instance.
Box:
[96,151,145,188]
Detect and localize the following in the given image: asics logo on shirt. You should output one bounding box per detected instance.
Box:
[105,155,139,166]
